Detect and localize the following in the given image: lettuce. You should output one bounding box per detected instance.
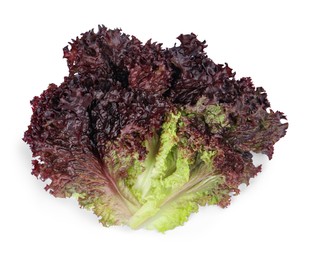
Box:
[23,26,288,232]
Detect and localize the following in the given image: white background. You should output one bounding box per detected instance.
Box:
[1,0,311,259]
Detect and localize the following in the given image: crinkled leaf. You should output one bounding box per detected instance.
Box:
[24,26,288,232]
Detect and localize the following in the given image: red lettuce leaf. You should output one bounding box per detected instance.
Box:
[24,26,288,228]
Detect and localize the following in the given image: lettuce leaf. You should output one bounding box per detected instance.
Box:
[24,26,288,232]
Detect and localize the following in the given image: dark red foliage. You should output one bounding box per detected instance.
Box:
[24,25,288,205]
